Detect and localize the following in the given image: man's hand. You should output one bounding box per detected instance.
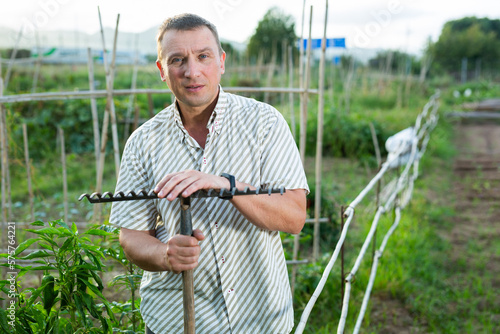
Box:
[165,229,205,274]
[154,170,230,200]
[119,228,205,273]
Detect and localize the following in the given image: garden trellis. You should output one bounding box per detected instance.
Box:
[295,91,440,333]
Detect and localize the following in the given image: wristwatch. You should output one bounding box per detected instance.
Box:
[220,173,235,200]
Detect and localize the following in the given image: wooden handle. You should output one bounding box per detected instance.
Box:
[180,197,195,333]
[182,270,195,333]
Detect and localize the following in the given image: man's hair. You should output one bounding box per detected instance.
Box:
[156,13,224,62]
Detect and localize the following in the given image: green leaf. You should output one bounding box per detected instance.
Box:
[31,220,45,226]
[84,229,112,237]
[27,286,44,307]
[89,270,104,292]
[25,227,62,236]
[71,222,78,234]
[14,239,39,256]
[59,238,74,253]
[30,266,56,271]
[57,220,71,231]
[84,251,102,271]
[73,293,86,328]
[0,308,11,333]
[19,250,51,260]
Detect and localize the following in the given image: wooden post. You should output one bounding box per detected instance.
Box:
[313,0,328,262]
[32,31,43,93]
[58,127,68,223]
[299,0,306,98]
[288,45,296,141]
[98,8,121,180]
[124,55,139,140]
[23,124,35,220]
[299,6,313,164]
[87,48,100,186]
[147,93,154,118]
[0,57,11,224]
[264,43,276,104]
[4,28,22,91]
[340,206,345,307]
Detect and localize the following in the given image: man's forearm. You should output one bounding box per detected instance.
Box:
[230,182,307,234]
[119,228,169,272]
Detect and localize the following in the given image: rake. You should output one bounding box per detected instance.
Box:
[79,186,286,333]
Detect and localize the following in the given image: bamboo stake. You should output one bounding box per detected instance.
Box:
[288,45,296,140]
[97,8,121,181]
[4,28,22,91]
[22,124,34,220]
[58,127,68,223]
[0,87,318,104]
[299,0,306,95]
[0,105,6,232]
[0,57,6,248]
[280,40,287,107]
[32,32,43,93]
[147,93,154,118]
[108,13,121,179]
[124,54,139,140]
[264,43,277,104]
[299,6,313,164]
[313,0,328,262]
[369,122,381,167]
[87,48,100,185]
[0,59,11,223]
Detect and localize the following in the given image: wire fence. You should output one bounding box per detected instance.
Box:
[295,91,440,334]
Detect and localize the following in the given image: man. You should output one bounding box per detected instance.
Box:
[110,13,309,333]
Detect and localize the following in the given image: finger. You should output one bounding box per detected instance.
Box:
[192,229,205,241]
[154,173,178,196]
[156,172,192,199]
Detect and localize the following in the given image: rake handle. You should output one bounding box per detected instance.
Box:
[180,196,195,334]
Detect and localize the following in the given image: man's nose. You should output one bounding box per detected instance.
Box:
[184,58,201,78]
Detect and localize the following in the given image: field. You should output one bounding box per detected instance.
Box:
[1,60,500,333]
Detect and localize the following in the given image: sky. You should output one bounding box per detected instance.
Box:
[1,0,499,55]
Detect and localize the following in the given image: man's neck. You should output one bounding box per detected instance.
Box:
[177,96,219,149]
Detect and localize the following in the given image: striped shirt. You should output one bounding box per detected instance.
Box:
[109,88,309,333]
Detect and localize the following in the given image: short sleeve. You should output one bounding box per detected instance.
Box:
[260,108,309,194]
[109,137,158,230]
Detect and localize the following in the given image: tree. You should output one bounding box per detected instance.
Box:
[247,7,297,64]
[368,50,421,75]
[430,17,500,72]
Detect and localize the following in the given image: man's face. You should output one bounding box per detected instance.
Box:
[157,27,226,114]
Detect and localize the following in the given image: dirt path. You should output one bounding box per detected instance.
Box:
[452,121,500,268]
[450,120,500,330]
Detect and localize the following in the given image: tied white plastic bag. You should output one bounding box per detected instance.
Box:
[385,127,419,168]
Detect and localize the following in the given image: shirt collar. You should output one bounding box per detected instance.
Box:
[208,86,227,135]
[172,86,228,141]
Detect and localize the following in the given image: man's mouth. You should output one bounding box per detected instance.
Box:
[185,84,204,92]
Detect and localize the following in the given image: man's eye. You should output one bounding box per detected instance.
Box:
[199,54,208,59]
[171,58,183,64]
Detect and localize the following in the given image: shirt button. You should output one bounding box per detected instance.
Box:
[227,288,234,294]
[221,256,225,263]
[215,222,219,229]
[203,157,207,164]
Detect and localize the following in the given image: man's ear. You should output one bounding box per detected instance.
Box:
[156,60,167,82]
[220,51,226,75]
